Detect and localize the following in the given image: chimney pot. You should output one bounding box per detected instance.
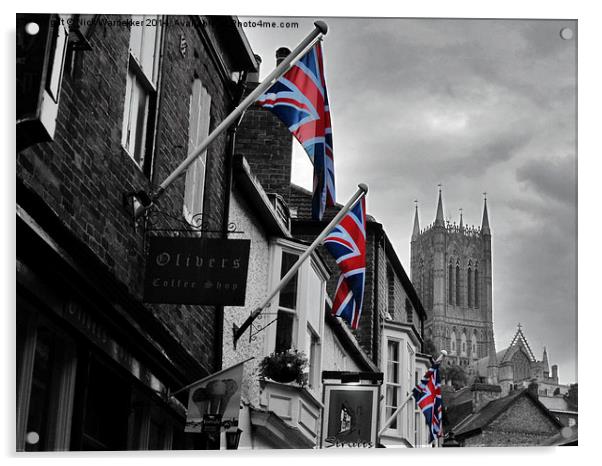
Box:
[276,47,291,66]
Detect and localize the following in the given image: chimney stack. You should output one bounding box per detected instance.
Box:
[552,364,558,381]
[527,381,539,399]
[470,383,501,413]
[276,47,291,66]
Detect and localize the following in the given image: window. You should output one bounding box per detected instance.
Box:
[268,240,326,395]
[122,15,162,173]
[183,79,212,224]
[16,309,77,451]
[467,264,473,307]
[16,14,69,148]
[448,261,453,305]
[385,340,401,430]
[474,268,479,307]
[305,326,319,389]
[419,259,424,304]
[275,251,299,353]
[455,263,461,306]
[471,332,478,358]
[461,332,467,357]
[405,344,415,438]
[450,330,457,355]
[414,370,422,446]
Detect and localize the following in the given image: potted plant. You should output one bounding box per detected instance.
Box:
[259,349,308,385]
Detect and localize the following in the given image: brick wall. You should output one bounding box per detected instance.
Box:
[463,395,560,447]
[16,14,241,375]
[236,81,293,204]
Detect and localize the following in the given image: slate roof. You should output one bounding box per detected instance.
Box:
[452,389,563,439]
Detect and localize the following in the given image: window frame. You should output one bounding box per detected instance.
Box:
[121,15,163,175]
[384,338,402,433]
[265,239,327,396]
[16,306,78,452]
[183,78,212,226]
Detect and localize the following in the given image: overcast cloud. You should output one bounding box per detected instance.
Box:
[242,17,577,384]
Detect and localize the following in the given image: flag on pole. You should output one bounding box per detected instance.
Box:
[323,197,366,329]
[257,41,335,220]
[184,360,247,433]
[412,359,443,443]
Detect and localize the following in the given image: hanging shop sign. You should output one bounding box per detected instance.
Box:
[143,237,250,305]
[185,360,246,433]
[321,372,383,448]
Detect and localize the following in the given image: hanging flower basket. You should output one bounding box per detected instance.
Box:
[259,350,308,385]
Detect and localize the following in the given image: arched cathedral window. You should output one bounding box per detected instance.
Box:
[450,329,457,355]
[471,332,477,358]
[419,259,424,304]
[448,261,453,305]
[455,262,461,306]
[461,332,467,356]
[467,262,473,307]
[475,267,479,308]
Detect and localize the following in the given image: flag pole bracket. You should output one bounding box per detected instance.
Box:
[233,307,279,350]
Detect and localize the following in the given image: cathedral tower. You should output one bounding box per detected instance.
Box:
[410,189,495,368]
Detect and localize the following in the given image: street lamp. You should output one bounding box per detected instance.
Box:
[225,428,243,450]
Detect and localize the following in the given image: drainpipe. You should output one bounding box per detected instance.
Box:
[372,225,384,365]
[214,70,248,371]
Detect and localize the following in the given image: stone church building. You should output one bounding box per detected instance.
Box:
[475,324,568,397]
[410,189,494,368]
[410,190,567,392]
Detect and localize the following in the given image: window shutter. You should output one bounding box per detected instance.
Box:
[183,80,211,225]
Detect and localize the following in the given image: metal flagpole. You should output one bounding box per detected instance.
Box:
[377,350,447,437]
[134,20,329,218]
[232,183,369,348]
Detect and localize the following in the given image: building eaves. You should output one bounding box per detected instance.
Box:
[325,296,379,373]
[232,154,291,238]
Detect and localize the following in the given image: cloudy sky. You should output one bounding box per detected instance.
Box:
[241,17,577,383]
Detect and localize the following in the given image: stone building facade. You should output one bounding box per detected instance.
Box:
[410,189,494,368]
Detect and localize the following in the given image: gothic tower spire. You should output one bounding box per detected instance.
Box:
[435,186,444,227]
[481,194,491,235]
[412,201,420,241]
[459,208,464,230]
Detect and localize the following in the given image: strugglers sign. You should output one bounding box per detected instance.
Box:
[143,236,250,305]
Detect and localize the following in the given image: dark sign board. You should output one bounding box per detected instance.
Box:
[322,384,380,448]
[143,237,250,305]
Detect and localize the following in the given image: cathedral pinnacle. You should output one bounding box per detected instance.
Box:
[412,200,420,241]
[459,208,464,229]
[435,185,444,227]
[481,193,491,235]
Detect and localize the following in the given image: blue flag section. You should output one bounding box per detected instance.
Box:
[257,42,335,220]
[323,197,366,329]
[412,360,443,443]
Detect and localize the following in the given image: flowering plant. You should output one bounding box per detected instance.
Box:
[259,349,308,385]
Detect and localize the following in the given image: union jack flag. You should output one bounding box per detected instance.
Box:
[323,197,366,329]
[412,360,443,443]
[256,42,335,220]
